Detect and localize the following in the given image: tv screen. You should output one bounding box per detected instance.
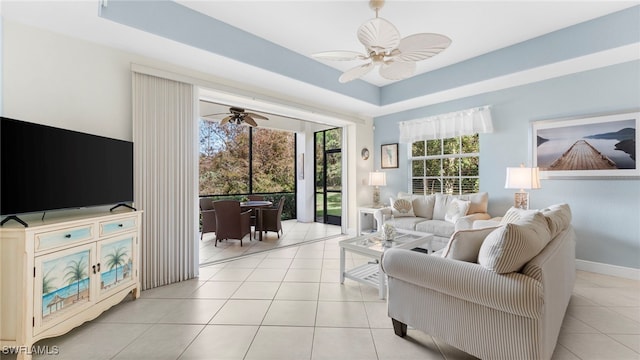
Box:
[0,117,134,216]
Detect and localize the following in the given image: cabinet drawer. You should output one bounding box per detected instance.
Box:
[35,225,94,252]
[99,217,137,237]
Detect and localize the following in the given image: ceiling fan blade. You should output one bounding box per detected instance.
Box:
[312,50,367,61]
[220,115,233,125]
[392,33,452,62]
[202,112,230,117]
[357,18,400,53]
[243,116,258,127]
[379,61,416,80]
[246,112,268,120]
[339,62,375,83]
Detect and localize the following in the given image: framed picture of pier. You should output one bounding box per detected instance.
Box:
[532,111,639,179]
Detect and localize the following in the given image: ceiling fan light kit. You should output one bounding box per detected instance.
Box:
[203,106,269,127]
[313,0,451,83]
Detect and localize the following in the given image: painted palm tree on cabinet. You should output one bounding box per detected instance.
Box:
[63,256,88,301]
[100,237,134,291]
[104,246,128,284]
[42,268,56,295]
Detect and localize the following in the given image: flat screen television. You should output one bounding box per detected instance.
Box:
[0,117,134,218]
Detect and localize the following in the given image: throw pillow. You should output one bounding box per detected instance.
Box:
[444,199,470,223]
[441,226,499,262]
[541,203,572,238]
[412,195,436,219]
[478,212,552,274]
[500,206,538,224]
[390,198,415,217]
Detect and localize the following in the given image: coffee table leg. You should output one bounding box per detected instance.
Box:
[340,247,345,284]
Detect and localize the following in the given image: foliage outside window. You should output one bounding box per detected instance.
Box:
[199,120,295,218]
[315,128,342,221]
[411,134,480,195]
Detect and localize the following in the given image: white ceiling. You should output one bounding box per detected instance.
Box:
[178,0,637,86]
[2,1,638,122]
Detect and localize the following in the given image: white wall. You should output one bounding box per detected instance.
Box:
[3,20,134,140]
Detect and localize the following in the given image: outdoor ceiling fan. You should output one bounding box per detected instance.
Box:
[203,107,269,127]
[313,0,452,83]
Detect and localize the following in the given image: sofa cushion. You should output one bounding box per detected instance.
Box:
[412,195,436,219]
[441,226,499,262]
[478,212,552,274]
[541,203,571,238]
[433,192,488,220]
[389,217,425,231]
[415,219,456,238]
[433,193,452,220]
[456,192,489,214]
[390,198,414,217]
[444,199,470,223]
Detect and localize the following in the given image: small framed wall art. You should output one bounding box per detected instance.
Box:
[381,143,399,169]
[532,111,639,178]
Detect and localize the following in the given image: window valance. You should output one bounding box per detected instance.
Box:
[398,105,493,143]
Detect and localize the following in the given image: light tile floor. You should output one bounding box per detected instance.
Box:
[199,220,342,265]
[21,237,640,360]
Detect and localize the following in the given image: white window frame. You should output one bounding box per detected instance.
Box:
[408,135,480,195]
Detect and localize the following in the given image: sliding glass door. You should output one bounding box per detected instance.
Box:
[314,128,342,226]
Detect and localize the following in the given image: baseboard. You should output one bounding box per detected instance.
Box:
[576,259,640,280]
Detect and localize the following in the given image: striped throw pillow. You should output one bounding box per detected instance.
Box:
[478,212,551,274]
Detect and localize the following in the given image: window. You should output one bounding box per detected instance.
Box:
[410,134,479,195]
[198,120,295,196]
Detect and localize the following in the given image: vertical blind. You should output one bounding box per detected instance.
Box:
[132,72,198,290]
[399,105,493,143]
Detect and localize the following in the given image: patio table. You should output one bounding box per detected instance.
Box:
[241,200,272,241]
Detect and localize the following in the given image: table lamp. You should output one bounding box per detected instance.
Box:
[505,164,541,209]
[368,171,386,208]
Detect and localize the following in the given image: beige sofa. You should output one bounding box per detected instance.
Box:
[381,204,575,360]
[374,192,491,251]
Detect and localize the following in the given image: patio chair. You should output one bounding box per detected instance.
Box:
[213,200,252,247]
[199,198,216,241]
[260,197,285,238]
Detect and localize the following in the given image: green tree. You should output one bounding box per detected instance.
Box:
[104,246,128,284]
[63,256,88,301]
[199,120,295,196]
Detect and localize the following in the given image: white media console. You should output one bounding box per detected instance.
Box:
[0,210,142,360]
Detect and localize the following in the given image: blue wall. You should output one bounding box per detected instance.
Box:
[374,60,640,269]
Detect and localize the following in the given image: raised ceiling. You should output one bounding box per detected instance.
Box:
[2,1,638,121]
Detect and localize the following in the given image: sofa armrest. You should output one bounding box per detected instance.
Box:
[381,248,543,318]
[373,207,392,226]
[455,212,491,231]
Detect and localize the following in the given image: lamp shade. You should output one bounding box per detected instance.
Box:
[505,166,541,190]
[368,171,387,187]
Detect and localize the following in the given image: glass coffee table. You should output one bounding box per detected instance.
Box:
[339,229,433,299]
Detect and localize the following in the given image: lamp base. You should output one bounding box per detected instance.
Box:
[514,191,530,209]
[373,187,381,207]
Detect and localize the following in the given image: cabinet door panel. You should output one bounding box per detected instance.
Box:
[34,243,96,334]
[97,235,137,299]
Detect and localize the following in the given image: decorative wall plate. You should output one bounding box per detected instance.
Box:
[361,148,370,160]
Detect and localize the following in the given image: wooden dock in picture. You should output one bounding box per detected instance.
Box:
[548,140,617,170]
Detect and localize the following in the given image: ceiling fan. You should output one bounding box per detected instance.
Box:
[313,0,452,83]
[203,107,269,127]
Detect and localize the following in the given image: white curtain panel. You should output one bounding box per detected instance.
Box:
[132,72,198,290]
[399,106,493,143]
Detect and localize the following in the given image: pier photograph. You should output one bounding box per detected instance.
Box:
[533,112,638,178]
